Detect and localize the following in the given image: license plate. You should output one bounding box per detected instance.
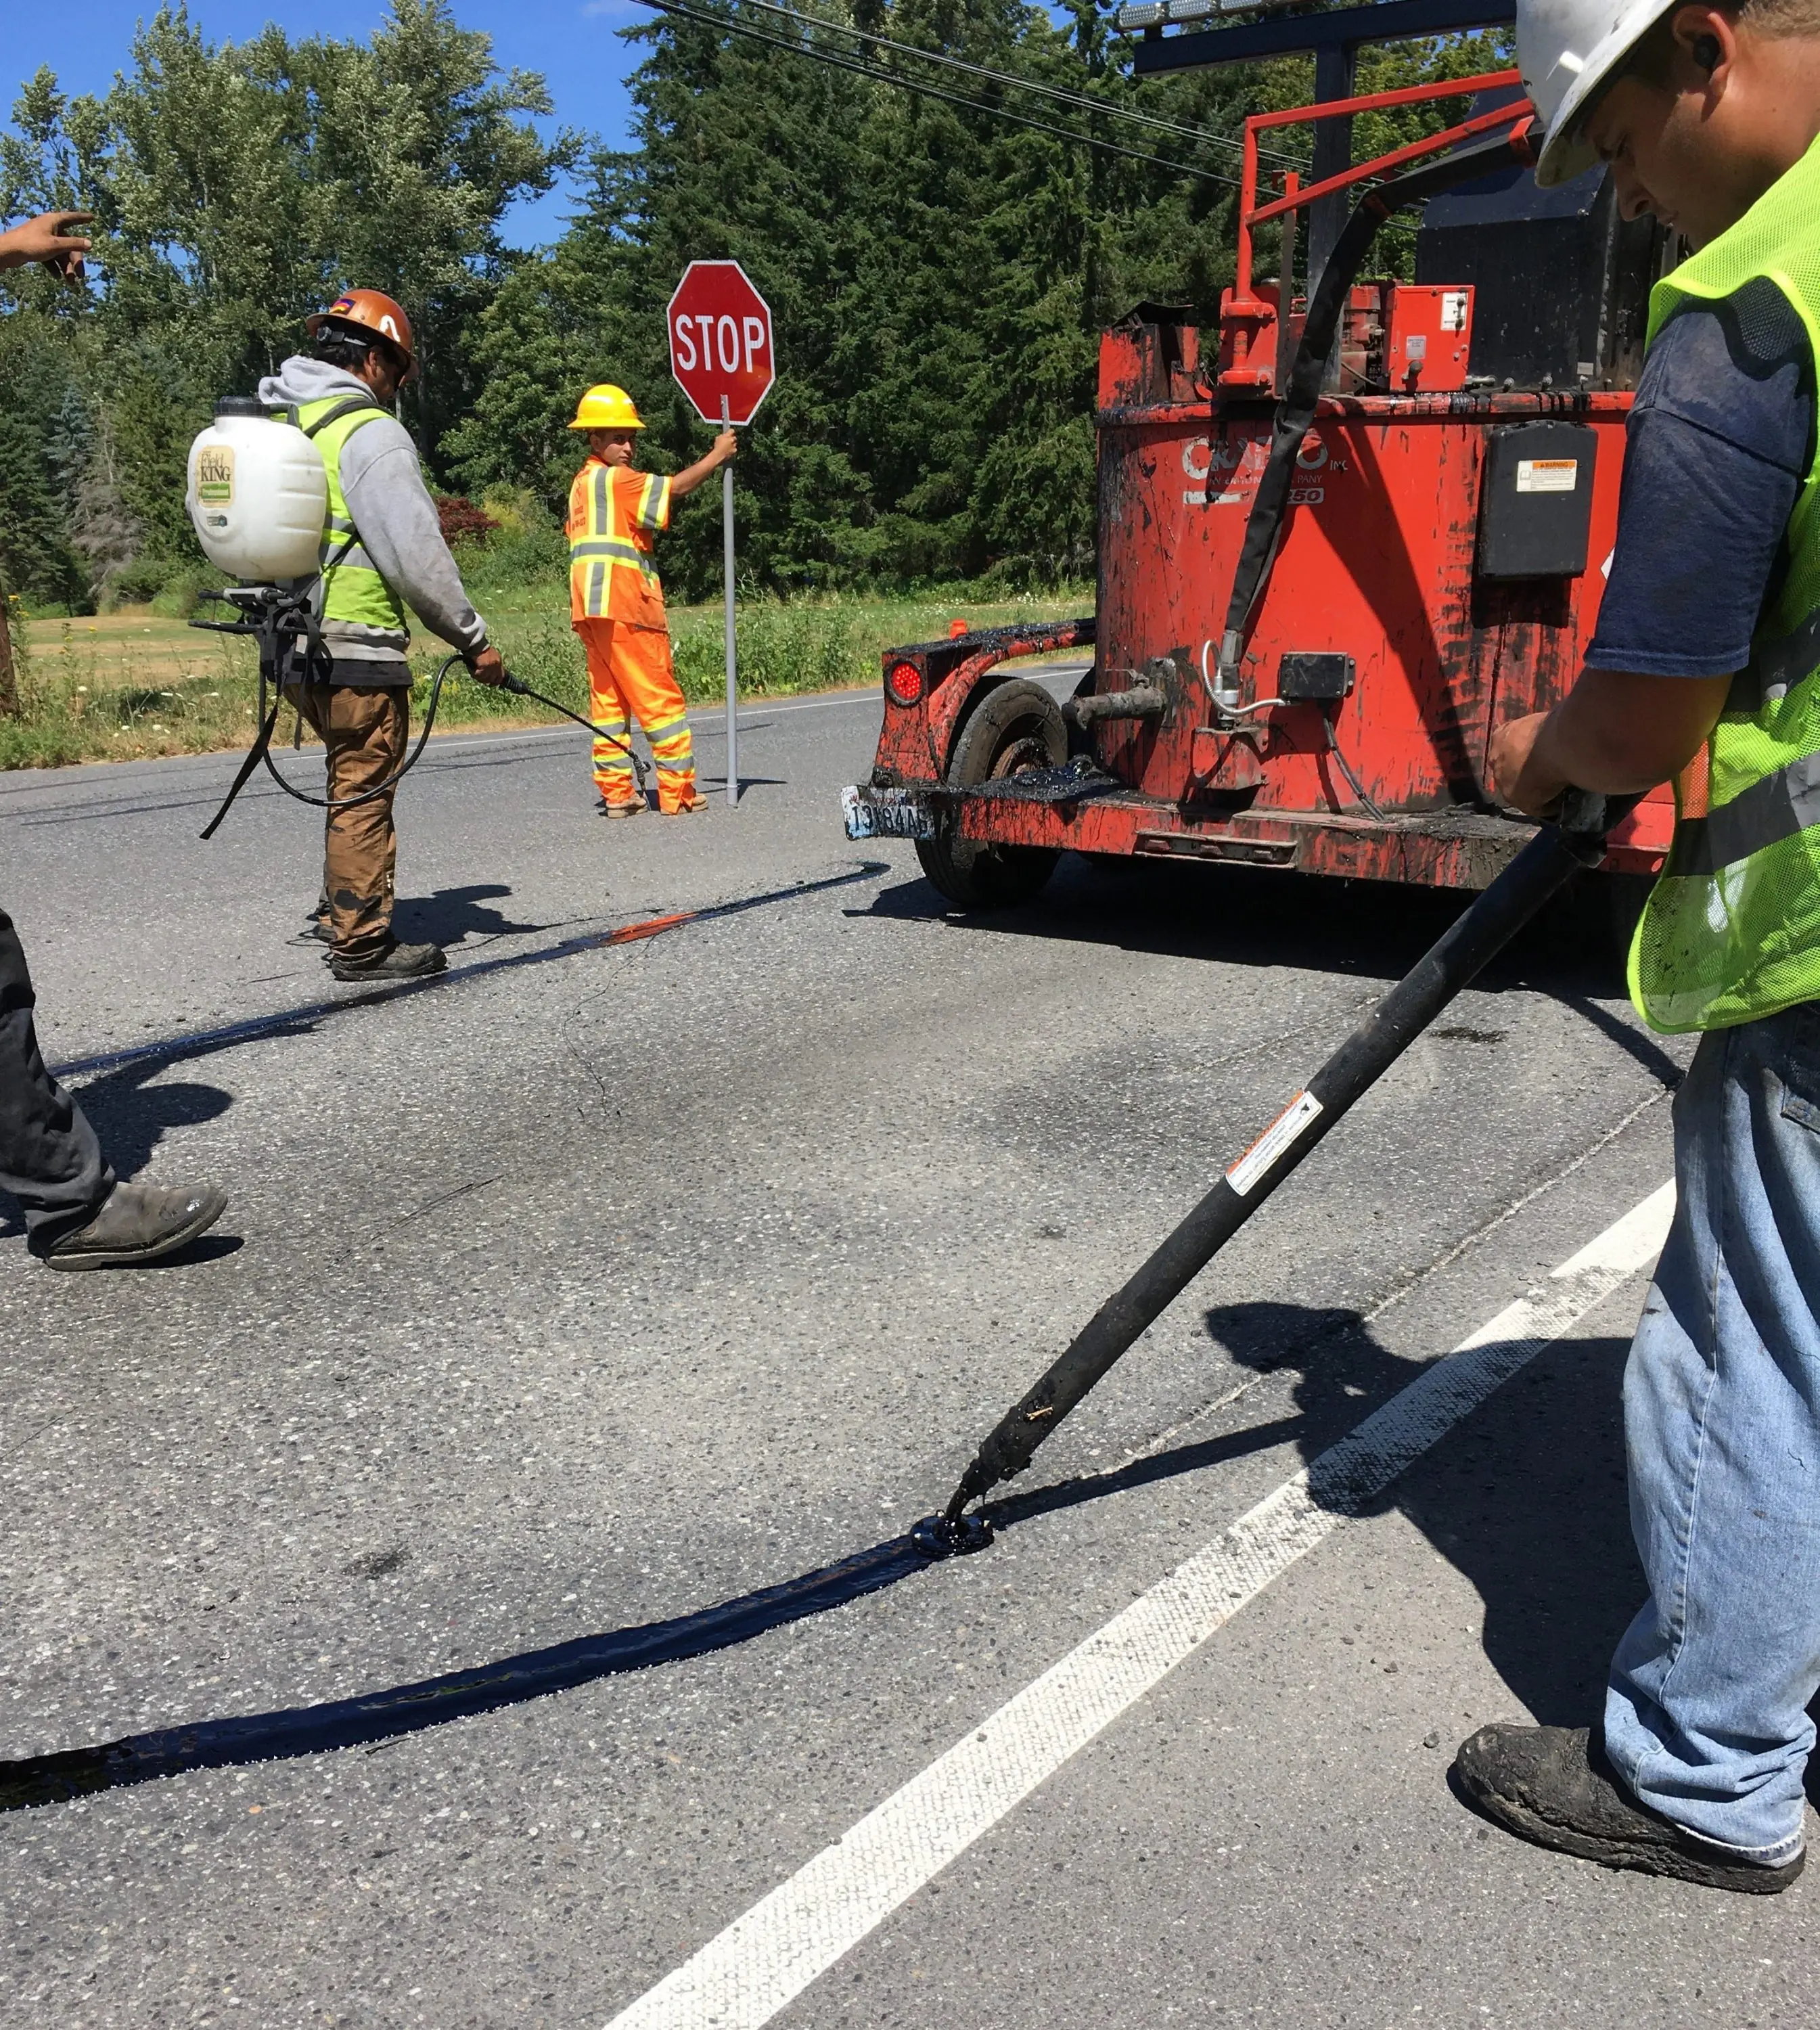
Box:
[842,784,936,842]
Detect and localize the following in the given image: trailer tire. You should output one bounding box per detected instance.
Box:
[917,678,1065,908]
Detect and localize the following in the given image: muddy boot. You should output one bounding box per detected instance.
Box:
[39,1179,229,1271]
[329,937,447,983]
[1453,1724,1804,1894]
[291,915,332,947]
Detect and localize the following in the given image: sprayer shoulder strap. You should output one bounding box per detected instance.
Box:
[289,394,387,439]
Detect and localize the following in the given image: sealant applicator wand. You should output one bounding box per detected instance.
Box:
[934,789,1639,1543]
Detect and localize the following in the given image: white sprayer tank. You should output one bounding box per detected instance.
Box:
[185,396,327,581]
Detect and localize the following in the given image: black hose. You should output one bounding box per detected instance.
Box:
[496,672,650,790]
[940,789,1638,1527]
[1212,120,1537,698]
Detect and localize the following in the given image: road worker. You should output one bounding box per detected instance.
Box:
[258,291,507,979]
[0,209,227,1269]
[565,386,736,815]
[1463,0,1820,1893]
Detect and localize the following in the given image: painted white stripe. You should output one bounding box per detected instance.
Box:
[603,1181,1676,2030]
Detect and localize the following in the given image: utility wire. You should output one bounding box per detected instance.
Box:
[634,0,1245,189]
[722,0,1307,166]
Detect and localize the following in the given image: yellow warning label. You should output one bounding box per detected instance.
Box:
[1516,457,1577,495]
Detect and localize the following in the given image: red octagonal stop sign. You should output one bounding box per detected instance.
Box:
[667,261,775,427]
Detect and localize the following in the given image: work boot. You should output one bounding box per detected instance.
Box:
[1453,1724,1804,1895]
[329,937,446,983]
[40,1179,229,1271]
[291,915,332,947]
[667,792,710,815]
[598,796,643,819]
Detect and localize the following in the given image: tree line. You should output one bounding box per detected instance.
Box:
[0,0,1507,612]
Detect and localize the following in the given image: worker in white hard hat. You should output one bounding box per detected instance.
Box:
[1466,0,1820,1893]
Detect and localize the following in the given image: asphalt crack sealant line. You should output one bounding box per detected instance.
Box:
[599,1181,1677,2030]
[45,862,886,1083]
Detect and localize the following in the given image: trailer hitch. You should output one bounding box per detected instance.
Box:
[931,786,1638,1539]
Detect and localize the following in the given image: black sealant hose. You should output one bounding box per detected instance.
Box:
[941,790,1639,1528]
[1215,120,1538,681]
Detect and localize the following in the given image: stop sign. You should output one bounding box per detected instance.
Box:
[667,261,775,427]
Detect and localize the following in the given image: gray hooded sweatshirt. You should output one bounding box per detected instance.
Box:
[256,357,487,681]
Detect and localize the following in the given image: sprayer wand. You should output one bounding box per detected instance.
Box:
[494,672,650,792]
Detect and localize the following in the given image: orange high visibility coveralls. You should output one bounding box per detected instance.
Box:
[566,458,698,811]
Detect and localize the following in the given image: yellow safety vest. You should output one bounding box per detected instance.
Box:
[1628,135,1820,1032]
[288,394,407,636]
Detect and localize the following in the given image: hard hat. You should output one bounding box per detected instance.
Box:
[1520,0,1679,187]
[568,384,645,431]
[306,288,417,376]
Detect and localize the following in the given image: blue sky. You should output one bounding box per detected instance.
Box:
[5,1,654,249]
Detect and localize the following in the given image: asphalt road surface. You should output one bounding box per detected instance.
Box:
[2,685,1813,2028]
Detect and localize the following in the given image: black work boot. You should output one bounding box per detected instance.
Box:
[1453,1724,1804,1894]
[329,937,446,983]
[40,1180,229,1271]
[291,915,332,947]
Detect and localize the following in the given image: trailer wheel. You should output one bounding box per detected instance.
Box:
[917,679,1065,908]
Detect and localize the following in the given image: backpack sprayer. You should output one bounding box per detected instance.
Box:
[182,397,649,841]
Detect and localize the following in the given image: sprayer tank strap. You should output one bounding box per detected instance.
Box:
[288,394,387,439]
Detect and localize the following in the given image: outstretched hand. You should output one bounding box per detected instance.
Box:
[0,210,93,281]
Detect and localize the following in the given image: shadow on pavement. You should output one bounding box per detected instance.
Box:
[390,882,551,949]
[857,854,1650,1007]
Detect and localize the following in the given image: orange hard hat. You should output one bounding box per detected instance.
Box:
[306,288,417,378]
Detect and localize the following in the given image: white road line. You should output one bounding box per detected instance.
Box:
[602,1181,1676,2030]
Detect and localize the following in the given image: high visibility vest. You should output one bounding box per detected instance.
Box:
[568,459,671,626]
[288,393,408,636]
[1628,135,1820,1033]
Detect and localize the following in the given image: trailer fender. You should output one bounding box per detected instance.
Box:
[926,649,1032,779]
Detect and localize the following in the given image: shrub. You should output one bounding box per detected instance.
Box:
[436,495,501,547]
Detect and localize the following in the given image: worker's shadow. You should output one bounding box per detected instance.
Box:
[0,1055,237,1255]
[978,1297,1639,1723]
[390,883,549,951]
[1207,1298,1642,1724]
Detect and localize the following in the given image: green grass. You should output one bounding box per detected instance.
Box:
[5,574,1091,769]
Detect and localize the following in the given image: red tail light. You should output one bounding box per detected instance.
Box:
[885,660,925,707]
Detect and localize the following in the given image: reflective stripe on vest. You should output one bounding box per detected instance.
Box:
[292,394,407,637]
[570,464,666,618]
[1626,135,1820,1033]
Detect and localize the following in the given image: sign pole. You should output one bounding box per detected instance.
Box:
[721,396,738,809]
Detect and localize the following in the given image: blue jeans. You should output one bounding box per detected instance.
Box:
[1605,999,1820,1865]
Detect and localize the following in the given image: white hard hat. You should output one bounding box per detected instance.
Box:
[1520,0,1679,187]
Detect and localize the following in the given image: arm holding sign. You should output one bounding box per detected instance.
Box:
[670,431,737,501]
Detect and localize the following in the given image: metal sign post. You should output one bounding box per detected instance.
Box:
[666,259,777,811]
[721,395,738,807]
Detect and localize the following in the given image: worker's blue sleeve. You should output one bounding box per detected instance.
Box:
[1585,277,1815,679]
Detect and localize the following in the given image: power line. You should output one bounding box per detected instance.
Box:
[724,0,1307,165]
[633,0,1246,189]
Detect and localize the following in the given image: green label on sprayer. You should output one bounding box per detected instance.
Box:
[196,445,233,505]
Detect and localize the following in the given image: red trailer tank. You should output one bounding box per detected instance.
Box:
[844,78,1677,907]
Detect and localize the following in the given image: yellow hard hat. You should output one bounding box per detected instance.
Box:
[568,384,645,431]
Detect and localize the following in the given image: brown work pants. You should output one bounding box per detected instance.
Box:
[288,681,407,960]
